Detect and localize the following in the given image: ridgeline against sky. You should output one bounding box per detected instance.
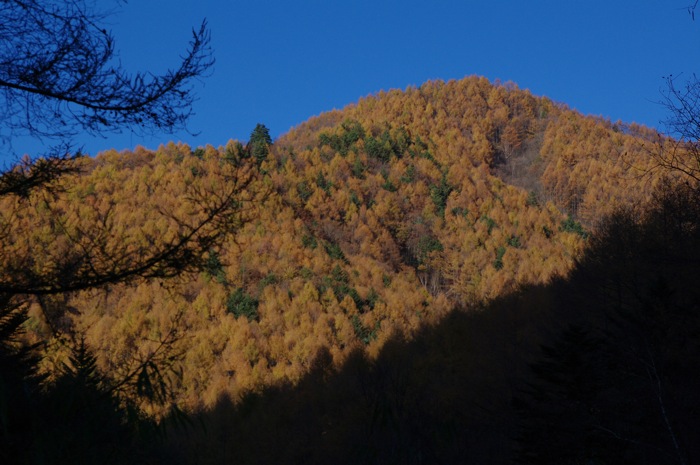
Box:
[4,76,672,404]
[3,1,699,163]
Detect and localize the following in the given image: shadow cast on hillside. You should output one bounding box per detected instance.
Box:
[164,182,700,465]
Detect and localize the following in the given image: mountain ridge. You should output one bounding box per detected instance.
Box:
[5,75,673,412]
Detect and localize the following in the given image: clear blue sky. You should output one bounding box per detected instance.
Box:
[5,1,700,162]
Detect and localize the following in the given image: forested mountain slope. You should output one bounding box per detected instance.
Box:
[164,181,700,465]
[6,76,671,413]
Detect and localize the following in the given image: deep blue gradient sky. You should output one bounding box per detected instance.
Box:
[6,1,700,163]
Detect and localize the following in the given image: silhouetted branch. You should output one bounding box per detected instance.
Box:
[0,158,258,296]
[0,1,213,142]
[0,148,82,198]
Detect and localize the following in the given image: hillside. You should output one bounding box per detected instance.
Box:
[3,76,673,413]
[163,179,700,464]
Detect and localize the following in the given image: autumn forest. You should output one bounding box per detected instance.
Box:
[3,75,700,463]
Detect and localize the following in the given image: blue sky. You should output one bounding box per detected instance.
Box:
[5,1,700,163]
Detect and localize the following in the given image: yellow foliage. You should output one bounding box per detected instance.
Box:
[4,76,671,412]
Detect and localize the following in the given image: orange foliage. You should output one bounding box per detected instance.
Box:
[3,76,671,412]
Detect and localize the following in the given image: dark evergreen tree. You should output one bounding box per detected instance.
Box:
[514,325,622,464]
[0,299,44,464]
[248,123,273,165]
[516,182,700,465]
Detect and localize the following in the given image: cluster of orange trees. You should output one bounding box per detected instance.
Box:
[6,76,670,411]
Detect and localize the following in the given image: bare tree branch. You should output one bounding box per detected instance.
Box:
[0,156,260,296]
[0,0,213,144]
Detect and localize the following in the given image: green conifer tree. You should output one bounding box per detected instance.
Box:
[248,123,273,165]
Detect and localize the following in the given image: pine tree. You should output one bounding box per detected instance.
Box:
[248,123,273,165]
